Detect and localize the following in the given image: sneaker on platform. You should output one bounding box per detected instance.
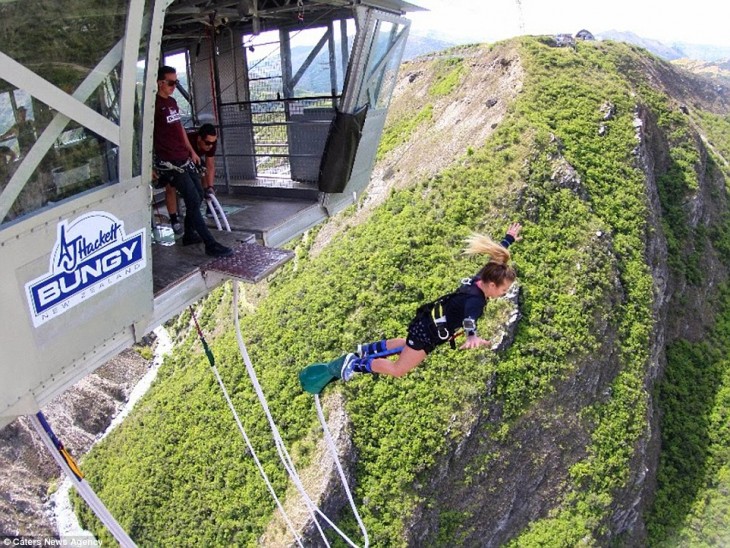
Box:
[205,241,233,257]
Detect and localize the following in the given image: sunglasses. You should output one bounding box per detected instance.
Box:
[163,79,178,87]
[201,139,216,147]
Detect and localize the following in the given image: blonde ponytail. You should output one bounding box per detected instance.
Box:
[464,233,511,265]
[464,232,517,286]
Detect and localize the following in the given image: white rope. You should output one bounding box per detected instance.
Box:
[203,192,303,544]
[207,197,222,230]
[206,353,304,547]
[232,282,368,547]
[232,283,330,546]
[314,395,369,547]
[214,207,366,545]
[191,200,301,547]
[29,414,136,548]
[206,194,231,231]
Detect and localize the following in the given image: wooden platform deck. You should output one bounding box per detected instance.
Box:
[151,229,258,295]
[148,231,294,336]
[207,195,325,246]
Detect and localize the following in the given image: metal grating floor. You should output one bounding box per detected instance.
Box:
[204,241,294,283]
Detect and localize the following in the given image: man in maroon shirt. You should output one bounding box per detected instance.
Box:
[164,123,218,232]
[153,66,231,257]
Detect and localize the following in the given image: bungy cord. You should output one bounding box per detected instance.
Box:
[314,394,370,548]
[190,307,303,547]
[232,281,369,547]
[206,193,230,232]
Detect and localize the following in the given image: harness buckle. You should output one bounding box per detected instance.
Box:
[431,303,450,340]
[462,318,477,338]
[156,160,185,173]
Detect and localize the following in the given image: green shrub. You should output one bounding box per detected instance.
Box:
[428,57,465,97]
[377,104,433,161]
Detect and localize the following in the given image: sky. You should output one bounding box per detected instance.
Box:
[408,0,730,48]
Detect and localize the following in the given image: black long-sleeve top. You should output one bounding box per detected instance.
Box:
[442,233,515,337]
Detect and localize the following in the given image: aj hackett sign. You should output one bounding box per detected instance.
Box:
[25,212,146,327]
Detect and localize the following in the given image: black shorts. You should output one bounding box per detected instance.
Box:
[406,315,441,354]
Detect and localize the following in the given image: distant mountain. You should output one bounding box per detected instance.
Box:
[267,30,730,96]
[672,58,730,84]
[669,42,730,63]
[287,33,456,95]
[597,30,684,60]
[597,30,730,62]
[402,33,455,60]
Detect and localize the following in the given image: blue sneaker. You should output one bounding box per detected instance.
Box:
[341,353,374,381]
[341,353,357,381]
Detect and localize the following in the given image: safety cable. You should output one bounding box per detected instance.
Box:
[189,307,304,547]
[232,282,369,547]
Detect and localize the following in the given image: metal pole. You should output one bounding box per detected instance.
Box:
[210,24,231,193]
[30,412,136,547]
[326,21,337,107]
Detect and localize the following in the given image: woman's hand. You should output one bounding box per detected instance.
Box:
[507,222,522,241]
[460,335,491,350]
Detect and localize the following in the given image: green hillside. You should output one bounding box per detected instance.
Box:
[75,37,730,546]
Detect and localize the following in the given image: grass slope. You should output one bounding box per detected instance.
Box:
[75,38,730,546]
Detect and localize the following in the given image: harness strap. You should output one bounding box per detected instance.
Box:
[425,277,479,349]
[430,302,450,341]
[155,158,197,173]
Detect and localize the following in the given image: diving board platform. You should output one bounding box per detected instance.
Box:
[205,242,294,283]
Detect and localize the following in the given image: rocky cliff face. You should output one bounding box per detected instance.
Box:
[400,148,632,545]
[313,43,730,546]
[615,93,729,543]
[401,51,730,545]
[0,349,150,537]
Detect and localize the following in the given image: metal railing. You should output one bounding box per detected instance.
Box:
[217,94,338,185]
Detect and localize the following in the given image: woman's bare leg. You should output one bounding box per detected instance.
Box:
[370,345,426,378]
[384,338,406,351]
